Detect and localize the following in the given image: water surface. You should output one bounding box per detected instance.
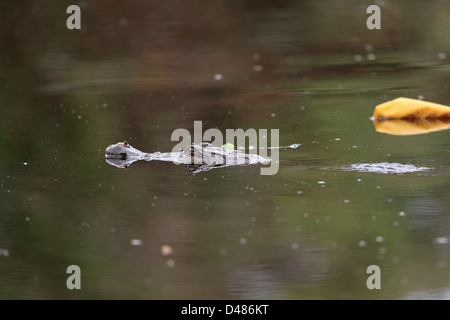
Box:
[1,0,450,299]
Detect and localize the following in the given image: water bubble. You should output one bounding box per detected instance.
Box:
[297,191,302,194]
[130,239,143,246]
[354,55,363,62]
[317,181,326,184]
[0,249,9,257]
[438,52,447,60]
[291,243,299,250]
[161,245,173,256]
[343,199,350,204]
[434,237,449,245]
[358,240,366,247]
[270,113,276,117]
[253,65,263,72]
[119,18,128,26]
[166,259,175,267]
[365,44,374,53]
[367,53,376,61]
[436,260,447,268]
[398,211,405,217]
[240,238,247,245]
[376,236,384,243]
[214,74,223,80]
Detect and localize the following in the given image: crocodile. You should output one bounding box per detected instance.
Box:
[104,141,272,173]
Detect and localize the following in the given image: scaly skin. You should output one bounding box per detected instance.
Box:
[105,141,270,172]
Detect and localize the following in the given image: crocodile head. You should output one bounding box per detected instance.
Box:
[105,141,145,168]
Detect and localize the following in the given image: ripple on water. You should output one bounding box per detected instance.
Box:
[342,162,432,174]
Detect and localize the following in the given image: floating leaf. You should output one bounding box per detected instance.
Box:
[372,97,450,119]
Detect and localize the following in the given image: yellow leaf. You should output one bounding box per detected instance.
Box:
[372,97,450,119]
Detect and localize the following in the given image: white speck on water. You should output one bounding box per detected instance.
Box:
[438,52,447,60]
[434,237,450,245]
[240,238,247,245]
[357,178,362,182]
[343,199,350,204]
[376,186,381,189]
[418,95,424,100]
[119,18,128,26]
[166,259,175,267]
[214,74,223,80]
[354,55,363,62]
[436,260,447,268]
[300,106,305,111]
[291,243,299,250]
[352,146,358,148]
[399,211,405,217]
[334,138,341,141]
[25,217,30,222]
[161,245,173,256]
[358,240,366,247]
[365,44,374,53]
[0,249,9,257]
[220,248,227,256]
[367,53,376,61]
[317,181,326,184]
[297,191,302,194]
[372,215,377,220]
[304,213,309,218]
[77,115,82,119]
[253,65,263,72]
[130,239,143,246]
[376,236,384,243]
[270,113,276,117]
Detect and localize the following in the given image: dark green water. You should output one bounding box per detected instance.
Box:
[1,1,450,299]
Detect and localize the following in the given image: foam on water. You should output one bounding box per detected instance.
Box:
[343,162,431,174]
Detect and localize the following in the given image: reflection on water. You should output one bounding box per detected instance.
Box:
[1,0,450,300]
[373,119,450,135]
